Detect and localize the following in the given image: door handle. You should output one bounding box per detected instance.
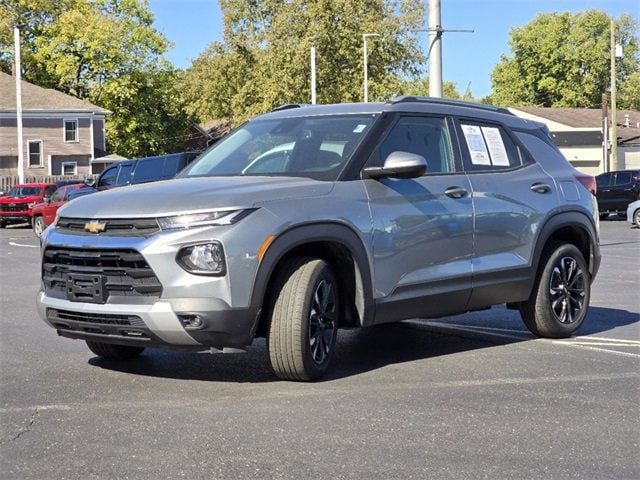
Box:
[444,186,468,199]
[530,182,551,194]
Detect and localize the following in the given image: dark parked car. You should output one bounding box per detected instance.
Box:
[91,152,200,190]
[596,169,640,219]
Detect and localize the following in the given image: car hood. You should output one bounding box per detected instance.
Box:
[0,195,40,204]
[59,176,334,218]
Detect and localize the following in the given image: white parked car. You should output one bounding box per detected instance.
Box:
[627,200,640,227]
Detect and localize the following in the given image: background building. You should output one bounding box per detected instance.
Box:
[0,72,111,177]
[510,107,640,176]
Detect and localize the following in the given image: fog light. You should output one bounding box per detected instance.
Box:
[178,314,204,329]
[177,242,225,275]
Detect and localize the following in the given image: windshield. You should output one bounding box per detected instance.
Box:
[182,114,376,181]
[6,186,43,197]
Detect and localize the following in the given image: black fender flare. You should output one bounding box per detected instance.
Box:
[531,210,600,278]
[249,222,375,328]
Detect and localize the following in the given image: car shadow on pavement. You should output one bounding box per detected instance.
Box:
[88,306,638,382]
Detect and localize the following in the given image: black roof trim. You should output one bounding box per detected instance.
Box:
[271,104,309,112]
[389,96,513,115]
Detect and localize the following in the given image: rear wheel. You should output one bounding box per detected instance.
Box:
[634,209,640,226]
[86,341,145,359]
[267,257,339,381]
[33,216,45,237]
[520,243,590,338]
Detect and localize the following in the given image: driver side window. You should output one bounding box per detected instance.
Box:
[370,115,455,174]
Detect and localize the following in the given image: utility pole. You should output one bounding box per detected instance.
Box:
[310,46,317,105]
[425,0,473,98]
[610,19,618,171]
[428,0,442,97]
[363,33,380,103]
[14,26,24,184]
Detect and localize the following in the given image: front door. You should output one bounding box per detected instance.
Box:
[363,114,474,323]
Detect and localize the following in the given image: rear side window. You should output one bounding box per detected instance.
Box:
[371,115,455,174]
[614,172,632,186]
[596,174,611,188]
[132,159,160,184]
[457,121,523,171]
[116,164,133,185]
[161,156,181,178]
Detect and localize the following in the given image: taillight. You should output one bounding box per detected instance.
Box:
[574,173,596,195]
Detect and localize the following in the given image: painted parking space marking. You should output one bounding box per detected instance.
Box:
[415,320,640,359]
[8,241,39,248]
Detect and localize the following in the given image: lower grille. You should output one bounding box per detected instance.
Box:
[47,308,146,327]
[0,204,27,212]
[43,247,163,302]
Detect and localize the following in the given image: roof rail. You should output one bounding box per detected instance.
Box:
[389,96,512,115]
[271,104,308,112]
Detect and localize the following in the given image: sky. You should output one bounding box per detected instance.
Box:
[148,0,639,99]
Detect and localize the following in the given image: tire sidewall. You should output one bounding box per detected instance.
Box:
[536,243,590,337]
[33,216,44,237]
[299,262,339,378]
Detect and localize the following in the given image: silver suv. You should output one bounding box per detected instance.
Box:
[37,97,601,381]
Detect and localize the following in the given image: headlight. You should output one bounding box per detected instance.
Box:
[176,242,226,275]
[158,209,254,230]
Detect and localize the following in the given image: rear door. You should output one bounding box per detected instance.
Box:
[453,118,559,309]
[363,114,474,322]
[596,173,612,211]
[610,171,635,211]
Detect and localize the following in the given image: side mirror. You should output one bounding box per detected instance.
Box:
[84,178,96,188]
[43,195,51,204]
[363,151,427,180]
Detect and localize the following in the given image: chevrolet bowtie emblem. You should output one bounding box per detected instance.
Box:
[84,221,106,234]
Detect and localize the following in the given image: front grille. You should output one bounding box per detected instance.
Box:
[0,204,27,212]
[47,308,146,327]
[56,217,160,237]
[43,247,163,301]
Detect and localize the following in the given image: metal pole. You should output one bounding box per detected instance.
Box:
[310,46,317,104]
[363,35,369,103]
[14,26,24,184]
[610,19,619,171]
[362,33,380,103]
[428,0,442,97]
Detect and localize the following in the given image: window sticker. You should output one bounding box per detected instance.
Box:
[353,124,367,133]
[481,127,509,166]
[461,125,490,165]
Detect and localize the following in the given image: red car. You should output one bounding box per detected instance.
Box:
[0,183,57,229]
[31,184,93,236]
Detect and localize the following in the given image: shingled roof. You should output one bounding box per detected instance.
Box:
[511,106,639,144]
[0,71,109,114]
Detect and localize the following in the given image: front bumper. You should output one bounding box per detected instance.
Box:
[37,291,259,349]
[0,211,32,223]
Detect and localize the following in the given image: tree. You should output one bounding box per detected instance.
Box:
[619,71,640,111]
[402,76,470,100]
[181,0,425,124]
[0,0,190,157]
[490,10,639,108]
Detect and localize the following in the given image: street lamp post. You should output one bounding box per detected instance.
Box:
[363,33,380,103]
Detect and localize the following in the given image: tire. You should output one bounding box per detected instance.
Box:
[634,209,640,226]
[520,242,590,338]
[267,257,339,381]
[599,213,608,220]
[33,216,45,237]
[86,341,145,359]
[0,220,5,229]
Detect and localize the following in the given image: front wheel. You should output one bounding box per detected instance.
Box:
[0,220,6,229]
[267,257,339,381]
[520,243,590,338]
[86,341,145,359]
[634,209,640,226]
[33,216,45,237]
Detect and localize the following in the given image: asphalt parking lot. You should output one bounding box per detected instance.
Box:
[1,220,638,479]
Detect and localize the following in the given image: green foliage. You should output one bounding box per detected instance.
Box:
[619,71,640,110]
[181,0,426,124]
[0,0,190,157]
[490,10,639,108]
[402,76,472,100]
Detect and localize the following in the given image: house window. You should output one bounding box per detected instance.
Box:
[64,119,78,142]
[28,140,43,167]
[61,161,77,176]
